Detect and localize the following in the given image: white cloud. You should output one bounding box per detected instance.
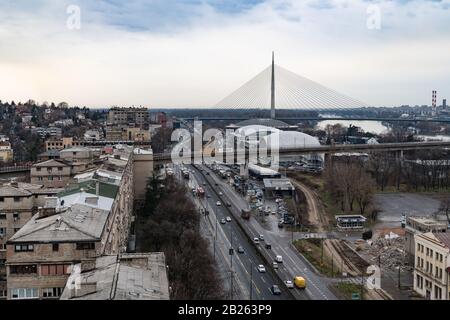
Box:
[0,0,449,108]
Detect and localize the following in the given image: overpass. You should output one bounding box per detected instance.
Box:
[153,140,450,165]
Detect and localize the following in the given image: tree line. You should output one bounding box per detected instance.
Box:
[137,176,225,300]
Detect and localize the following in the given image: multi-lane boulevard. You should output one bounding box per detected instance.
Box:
[180,165,291,300]
[195,165,338,300]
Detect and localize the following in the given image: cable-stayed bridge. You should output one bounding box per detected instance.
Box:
[215,52,368,117]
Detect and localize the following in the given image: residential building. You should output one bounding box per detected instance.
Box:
[0,183,63,300]
[60,253,169,300]
[133,148,153,210]
[45,137,84,151]
[5,145,137,300]
[0,141,13,163]
[33,127,62,138]
[413,232,450,300]
[107,107,149,128]
[30,159,72,188]
[105,127,150,142]
[38,150,61,161]
[83,129,103,141]
[405,217,448,264]
[59,147,96,163]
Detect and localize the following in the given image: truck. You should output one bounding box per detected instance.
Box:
[241,209,251,220]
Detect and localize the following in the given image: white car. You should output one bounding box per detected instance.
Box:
[219,192,223,196]
[253,237,260,244]
[226,217,232,222]
[273,262,278,269]
[259,234,265,241]
[285,280,294,289]
[216,201,221,206]
[275,255,283,263]
[257,265,266,273]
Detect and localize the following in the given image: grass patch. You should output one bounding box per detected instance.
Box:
[293,239,342,277]
[333,282,367,300]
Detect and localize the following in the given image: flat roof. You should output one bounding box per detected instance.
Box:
[263,178,294,190]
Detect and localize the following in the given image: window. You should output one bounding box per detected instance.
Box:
[36,167,41,171]
[52,243,59,252]
[38,177,43,181]
[10,288,38,300]
[40,264,71,276]
[0,290,6,298]
[58,167,63,171]
[14,244,34,252]
[0,197,3,202]
[0,228,5,236]
[10,265,37,275]
[13,197,20,203]
[76,242,95,250]
[58,176,62,181]
[0,214,6,220]
[42,287,64,298]
[0,259,6,266]
[13,213,19,220]
[48,176,53,181]
[0,244,6,251]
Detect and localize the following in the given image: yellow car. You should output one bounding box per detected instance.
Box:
[294,276,306,289]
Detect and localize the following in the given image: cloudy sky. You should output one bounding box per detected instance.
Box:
[0,0,449,108]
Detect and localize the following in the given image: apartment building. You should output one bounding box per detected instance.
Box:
[30,159,72,188]
[0,141,13,163]
[107,107,149,128]
[5,145,137,300]
[413,232,450,300]
[405,217,448,264]
[45,137,84,151]
[105,127,150,142]
[33,127,62,138]
[0,183,62,299]
[60,253,169,300]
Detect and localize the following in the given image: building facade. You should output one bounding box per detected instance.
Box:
[107,107,149,128]
[413,232,450,300]
[30,160,72,188]
[0,183,62,300]
[5,146,138,300]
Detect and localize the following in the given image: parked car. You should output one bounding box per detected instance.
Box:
[257,265,266,273]
[271,285,281,295]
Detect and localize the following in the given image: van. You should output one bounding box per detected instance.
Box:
[294,276,306,289]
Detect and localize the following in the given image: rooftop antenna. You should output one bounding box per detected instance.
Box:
[270,51,276,119]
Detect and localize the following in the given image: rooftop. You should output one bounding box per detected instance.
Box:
[8,203,110,244]
[60,253,170,300]
[58,180,119,200]
[33,159,70,167]
[263,178,294,190]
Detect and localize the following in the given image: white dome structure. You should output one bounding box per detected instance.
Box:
[261,131,320,150]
